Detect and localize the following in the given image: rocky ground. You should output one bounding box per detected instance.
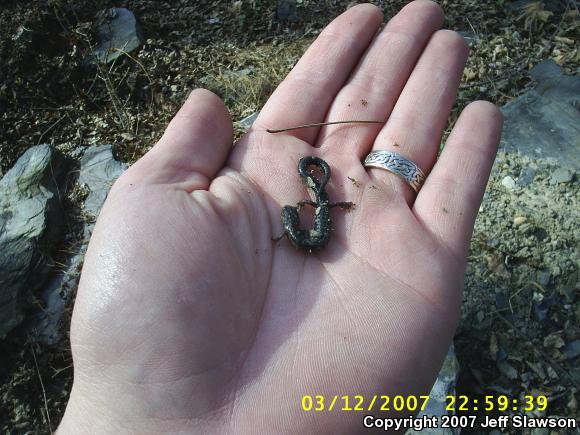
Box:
[0,0,578,433]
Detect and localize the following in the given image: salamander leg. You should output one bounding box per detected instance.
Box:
[297,200,317,210]
[272,232,286,242]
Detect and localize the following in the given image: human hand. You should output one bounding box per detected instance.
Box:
[59,1,502,433]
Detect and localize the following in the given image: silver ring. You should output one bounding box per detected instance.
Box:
[364,150,426,193]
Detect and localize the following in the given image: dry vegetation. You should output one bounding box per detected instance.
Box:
[0,0,578,432]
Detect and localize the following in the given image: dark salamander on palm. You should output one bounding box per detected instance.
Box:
[275,156,354,252]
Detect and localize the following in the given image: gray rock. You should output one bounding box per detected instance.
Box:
[277,0,300,22]
[32,145,127,344]
[517,166,536,187]
[549,167,574,185]
[564,340,580,360]
[531,61,579,107]
[501,60,580,169]
[0,145,68,338]
[239,111,260,131]
[530,59,564,83]
[457,30,477,44]
[79,145,128,219]
[33,249,83,345]
[12,25,33,44]
[408,345,460,434]
[92,8,144,64]
[507,0,567,14]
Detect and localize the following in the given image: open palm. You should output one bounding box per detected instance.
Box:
[59,2,502,434]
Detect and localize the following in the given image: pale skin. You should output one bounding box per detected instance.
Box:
[58,1,503,434]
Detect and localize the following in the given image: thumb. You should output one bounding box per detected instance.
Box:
[118,88,233,191]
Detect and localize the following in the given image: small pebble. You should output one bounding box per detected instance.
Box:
[501,175,516,189]
[513,216,527,226]
[550,167,573,185]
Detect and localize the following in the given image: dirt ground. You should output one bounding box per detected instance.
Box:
[0,0,578,433]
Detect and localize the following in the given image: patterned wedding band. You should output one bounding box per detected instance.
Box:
[364,150,426,193]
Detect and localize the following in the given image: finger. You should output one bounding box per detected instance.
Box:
[413,101,503,261]
[317,0,444,151]
[254,4,383,143]
[368,29,469,204]
[118,89,233,191]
